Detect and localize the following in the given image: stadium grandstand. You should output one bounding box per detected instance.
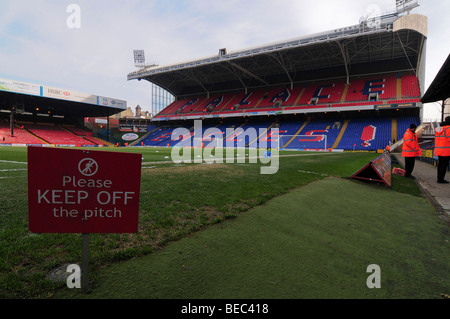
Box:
[128,0,426,152]
[0,79,126,147]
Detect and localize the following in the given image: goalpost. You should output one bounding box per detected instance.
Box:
[276,134,328,151]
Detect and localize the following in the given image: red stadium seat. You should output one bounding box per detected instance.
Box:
[0,122,108,146]
[401,74,420,98]
[153,72,421,117]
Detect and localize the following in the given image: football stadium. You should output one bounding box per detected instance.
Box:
[1,0,450,304]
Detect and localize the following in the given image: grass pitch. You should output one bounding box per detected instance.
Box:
[59,177,449,299]
[0,146,449,299]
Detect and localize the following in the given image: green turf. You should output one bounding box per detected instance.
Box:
[0,146,448,299]
[54,177,450,299]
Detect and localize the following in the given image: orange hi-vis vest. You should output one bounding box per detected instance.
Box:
[402,129,422,157]
[435,125,450,156]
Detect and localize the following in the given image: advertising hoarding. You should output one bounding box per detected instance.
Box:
[42,85,98,105]
[0,77,127,110]
[0,78,41,96]
[351,152,392,187]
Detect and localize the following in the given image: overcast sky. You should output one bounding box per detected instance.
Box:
[0,0,448,120]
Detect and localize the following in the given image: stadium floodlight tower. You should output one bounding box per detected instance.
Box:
[396,0,420,15]
[133,49,158,70]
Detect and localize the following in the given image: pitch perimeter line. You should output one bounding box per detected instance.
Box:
[141,152,337,166]
[0,160,28,165]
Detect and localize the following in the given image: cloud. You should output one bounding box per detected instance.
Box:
[0,0,448,120]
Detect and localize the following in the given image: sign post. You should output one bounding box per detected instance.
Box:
[28,147,142,290]
[81,233,90,290]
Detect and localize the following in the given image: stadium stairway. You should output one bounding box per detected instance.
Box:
[278,119,338,150]
[18,124,50,144]
[280,120,309,148]
[19,123,102,146]
[293,87,306,106]
[331,120,349,149]
[391,118,398,144]
[251,91,267,109]
[247,122,275,148]
[221,123,247,148]
[216,93,237,112]
[60,125,106,146]
[91,136,114,147]
[340,84,350,103]
[397,75,402,99]
[292,119,343,150]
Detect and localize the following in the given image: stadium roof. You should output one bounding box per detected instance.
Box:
[421,53,450,103]
[0,78,127,118]
[128,12,427,98]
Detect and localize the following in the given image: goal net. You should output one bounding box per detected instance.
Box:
[277,134,328,151]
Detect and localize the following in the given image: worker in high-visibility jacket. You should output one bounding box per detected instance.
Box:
[402,123,422,178]
[435,116,450,184]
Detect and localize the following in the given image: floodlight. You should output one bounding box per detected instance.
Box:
[396,0,420,14]
[133,50,158,69]
[133,50,146,68]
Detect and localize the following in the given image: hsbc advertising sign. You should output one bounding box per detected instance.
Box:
[47,88,71,96]
[28,147,142,233]
[42,85,98,105]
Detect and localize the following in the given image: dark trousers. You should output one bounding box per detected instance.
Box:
[437,156,450,182]
[404,157,416,177]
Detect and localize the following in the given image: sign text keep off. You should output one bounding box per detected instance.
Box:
[28,147,142,233]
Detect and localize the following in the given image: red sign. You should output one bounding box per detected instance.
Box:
[28,147,142,233]
[351,152,392,187]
